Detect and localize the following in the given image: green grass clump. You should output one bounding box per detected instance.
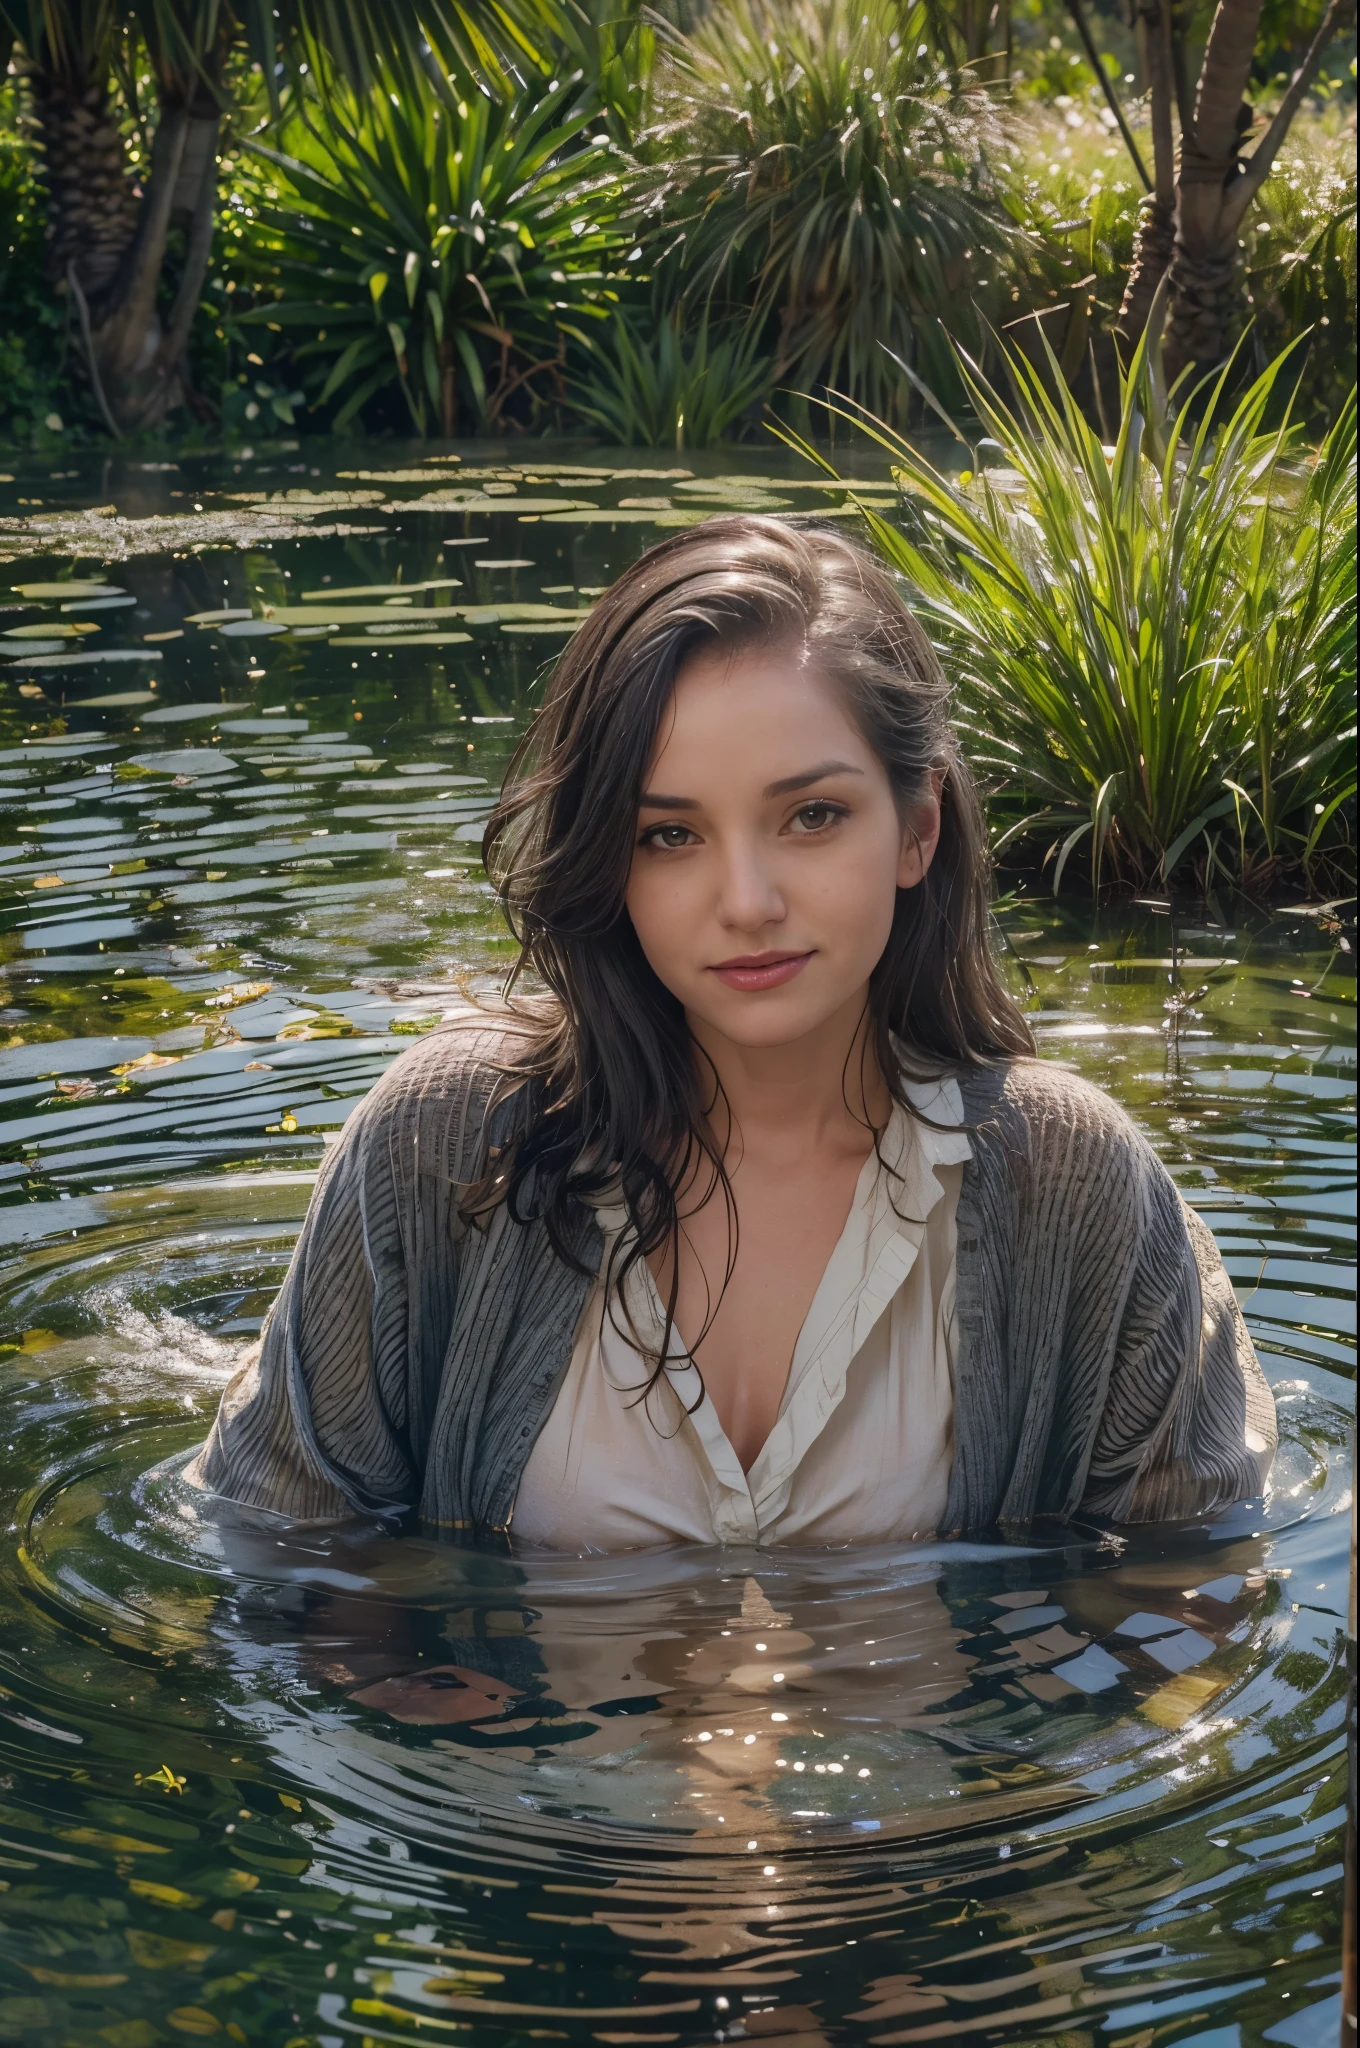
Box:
[810,336,1357,896]
[632,0,1021,427]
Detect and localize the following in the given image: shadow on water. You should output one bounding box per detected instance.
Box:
[0,441,1353,2045]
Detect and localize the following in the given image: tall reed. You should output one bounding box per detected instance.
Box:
[798,337,1357,893]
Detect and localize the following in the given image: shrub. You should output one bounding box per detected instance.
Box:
[632,0,1022,426]
[566,312,772,445]
[240,60,626,436]
[810,337,1357,894]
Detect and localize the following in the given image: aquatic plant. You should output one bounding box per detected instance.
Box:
[243,61,625,436]
[631,0,1021,426]
[566,314,772,447]
[805,336,1357,893]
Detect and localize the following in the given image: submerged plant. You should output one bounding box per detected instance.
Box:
[245,62,624,435]
[634,0,1019,426]
[566,314,772,447]
[803,338,1356,893]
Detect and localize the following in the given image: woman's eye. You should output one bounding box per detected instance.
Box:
[789,801,843,833]
[643,823,695,850]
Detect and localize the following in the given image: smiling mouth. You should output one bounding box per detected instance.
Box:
[708,950,814,992]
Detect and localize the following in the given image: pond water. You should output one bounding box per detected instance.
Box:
[0,444,1353,2048]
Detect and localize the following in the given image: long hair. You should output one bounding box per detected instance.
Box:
[467,515,1033,1380]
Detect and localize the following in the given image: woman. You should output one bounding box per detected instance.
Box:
[192,517,1276,1548]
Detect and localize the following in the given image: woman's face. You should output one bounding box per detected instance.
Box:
[624,639,940,1052]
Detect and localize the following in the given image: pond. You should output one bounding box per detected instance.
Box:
[0,443,1353,2048]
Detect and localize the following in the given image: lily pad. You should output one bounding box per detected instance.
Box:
[140,702,249,724]
[218,619,288,638]
[185,609,253,624]
[331,633,473,648]
[71,689,159,708]
[300,579,463,601]
[218,718,311,734]
[12,581,126,599]
[4,621,101,639]
[5,648,163,668]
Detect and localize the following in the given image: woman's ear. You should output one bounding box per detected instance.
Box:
[897,769,945,890]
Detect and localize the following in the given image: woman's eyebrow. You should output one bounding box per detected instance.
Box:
[764,760,865,798]
[638,760,865,810]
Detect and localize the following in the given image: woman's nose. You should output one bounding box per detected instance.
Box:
[714,838,786,934]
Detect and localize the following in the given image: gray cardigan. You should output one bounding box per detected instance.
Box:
[193,1016,1277,1539]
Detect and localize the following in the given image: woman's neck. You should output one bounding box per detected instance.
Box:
[686,984,890,1169]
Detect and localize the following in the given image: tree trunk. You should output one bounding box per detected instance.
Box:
[1161,0,1264,375]
[27,49,223,435]
[1163,0,1353,377]
[87,85,224,433]
[1117,0,1178,343]
[29,68,138,299]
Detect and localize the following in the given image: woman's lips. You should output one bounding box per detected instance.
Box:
[708,951,813,992]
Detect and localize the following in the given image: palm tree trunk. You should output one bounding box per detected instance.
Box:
[1117,0,1178,344]
[81,84,223,432]
[1164,0,1353,376]
[29,67,138,299]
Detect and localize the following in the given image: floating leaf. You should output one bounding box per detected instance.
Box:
[207,981,274,1009]
[72,689,158,708]
[331,633,473,647]
[134,1762,187,1794]
[4,620,101,639]
[12,580,125,598]
[276,1012,357,1040]
[5,649,163,668]
[22,1966,129,1988]
[112,1052,183,1075]
[33,874,64,889]
[128,1878,201,1907]
[1139,1671,1229,1729]
[126,1931,216,1970]
[141,703,249,725]
[301,578,465,600]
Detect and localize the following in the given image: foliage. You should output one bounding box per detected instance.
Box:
[0,87,82,448]
[567,312,772,446]
[1245,115,1356,425]
[1002,104,1357,431]
[632,0,1023,426]
[805,338,1357,894]
[239,62,624,436]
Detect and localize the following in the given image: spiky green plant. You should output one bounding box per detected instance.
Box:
[633,0,1020,427]
[244,63,624,436]
[798,337,1356,893]
[566,314,771,447]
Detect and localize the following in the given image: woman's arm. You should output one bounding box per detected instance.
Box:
[1079,1149,1277,1524]
[190,1103,419,1520]
[190,1019,506,1522]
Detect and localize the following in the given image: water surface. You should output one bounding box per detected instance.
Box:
[0,443,1352,2048]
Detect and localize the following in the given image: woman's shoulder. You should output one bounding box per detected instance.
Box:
[957,1055,1159,1174]
[341,999,544,1171]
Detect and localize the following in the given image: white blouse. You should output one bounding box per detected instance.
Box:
[511,1077,972,1552]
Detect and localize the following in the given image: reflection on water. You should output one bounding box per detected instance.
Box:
[0,444,1353,2045]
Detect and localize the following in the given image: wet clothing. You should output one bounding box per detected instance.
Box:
[190,1013,1277,1540]
[513,1078,966,1550]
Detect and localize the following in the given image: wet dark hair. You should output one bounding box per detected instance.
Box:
[468,515,1033,1380]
